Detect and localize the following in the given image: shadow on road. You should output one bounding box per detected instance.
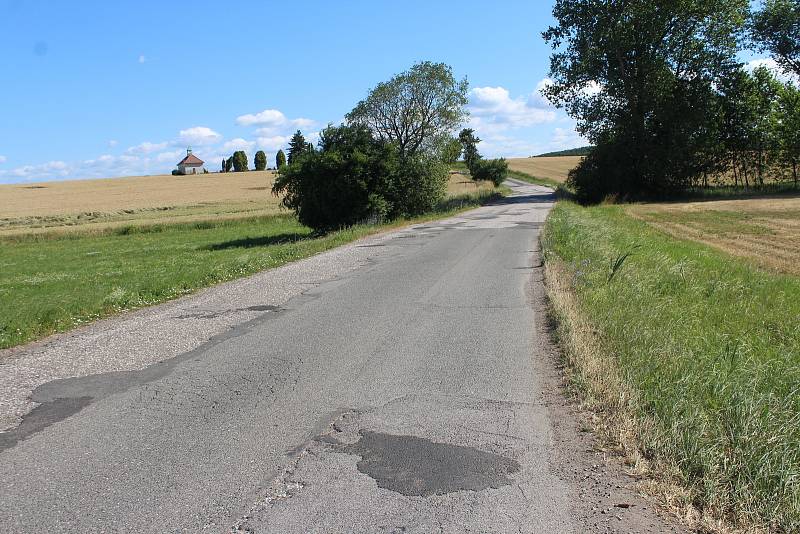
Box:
[488,192,556,205]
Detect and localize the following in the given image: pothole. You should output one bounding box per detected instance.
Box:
[341,430,520,496]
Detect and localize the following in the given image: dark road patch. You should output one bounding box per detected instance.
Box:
[341,431,520,496]
[0,396,92,452]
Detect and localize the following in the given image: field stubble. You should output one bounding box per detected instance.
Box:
[629,196,800,276]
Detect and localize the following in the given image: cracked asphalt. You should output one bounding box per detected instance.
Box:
[0,179,685,533]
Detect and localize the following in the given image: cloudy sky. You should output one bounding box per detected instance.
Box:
[0,0,778,183]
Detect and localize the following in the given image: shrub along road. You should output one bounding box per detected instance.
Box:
[0,180,685,533]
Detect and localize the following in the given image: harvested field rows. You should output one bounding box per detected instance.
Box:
[506,156,582,183]
[629,196,800,275]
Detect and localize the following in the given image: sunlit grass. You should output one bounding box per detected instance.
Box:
[543,201,800,531]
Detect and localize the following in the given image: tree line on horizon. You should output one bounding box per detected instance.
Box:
[545,0,800,202]
[219,144,293,173]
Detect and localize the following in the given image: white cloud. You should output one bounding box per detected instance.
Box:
[746,57,799,84]
[236,108,317,132]
[138,55,146,64]
[178,126,222,146]
[0,155,6,164]
[0,160,70,181]
[221,138,256,153]
[468,86,558,130]
[255,135,290,151]
[125,141,169,154]
[236,109,287,127]
[155,149,185,163]
[108,140,118,147]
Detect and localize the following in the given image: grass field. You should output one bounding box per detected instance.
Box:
[543,201,800,532]
[0,173,500,350]
[629,196,800,276]
[506,156,582,184]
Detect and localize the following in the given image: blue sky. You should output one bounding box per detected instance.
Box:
[0,0,774,183]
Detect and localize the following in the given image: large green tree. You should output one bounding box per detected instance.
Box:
[543,0,749,200]
[231,150,249,172]
[750,0,800,78]
[254,150,267,171]
[775,80,800,186]
[346,61,469,157]
[276,149,287,169]
[287,131,307,165]
[458,128,482,171]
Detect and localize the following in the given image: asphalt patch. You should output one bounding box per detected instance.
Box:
[342,430,520,496]
[0,396,92,452]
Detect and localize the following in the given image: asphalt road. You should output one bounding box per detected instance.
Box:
[1,180,583,532]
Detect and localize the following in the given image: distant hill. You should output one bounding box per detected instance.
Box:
[534,146,593,157]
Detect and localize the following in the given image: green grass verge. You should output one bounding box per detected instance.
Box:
[542,201,799,531]
[0,189,501,350]
[506,169,566,190]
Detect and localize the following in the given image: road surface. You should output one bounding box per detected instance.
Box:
[0,179,683,533]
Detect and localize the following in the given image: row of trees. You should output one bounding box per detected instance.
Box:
[273,61,505,232]
[544,0,800,202]
[219,130,317,173]
[219,147,293,173]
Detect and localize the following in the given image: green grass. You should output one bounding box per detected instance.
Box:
[506,169,566,190]
[542,201,800,531]
[0,189,501,350]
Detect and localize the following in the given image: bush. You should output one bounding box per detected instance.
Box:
[272,124,448,232]
[470,158,508,186]
[386,156,448,217]
[272,125,396,232]
[171,169,180,176]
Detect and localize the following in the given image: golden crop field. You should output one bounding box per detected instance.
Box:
[0,170,280,236]
[506,156,582,183]
[446,171,496,196]
[0,171,488,236]
[629,196,800,275]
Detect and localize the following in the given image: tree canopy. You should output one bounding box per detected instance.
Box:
[346,61,469,157]
[254,150,267,171]
[276,149,287,169]
[287,131,308,165]
[543,0,749,200]
[750,0,800,77]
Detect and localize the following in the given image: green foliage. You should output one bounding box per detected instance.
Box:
[254,150,267,171]
[232,151,248,172]
[287,130,307,165]
[347,61,469,157]
[458,128,482,170]
[469,158,508,187]
[221,159,226,173]
[543,0,749,201]
[440,136,462,164]
[275,149,287,169]
[273,125,397,231]
[535,146,593,157]
[224,157,233,173]
[774,79,800,185]
[543,202,800,530]
[272,124,449,232]
[385,155,449,217]
[750,0,800,78]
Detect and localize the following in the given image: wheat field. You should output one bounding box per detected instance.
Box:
[629,196,800,275]
[0,171,489,236]
[506,156,582,183]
